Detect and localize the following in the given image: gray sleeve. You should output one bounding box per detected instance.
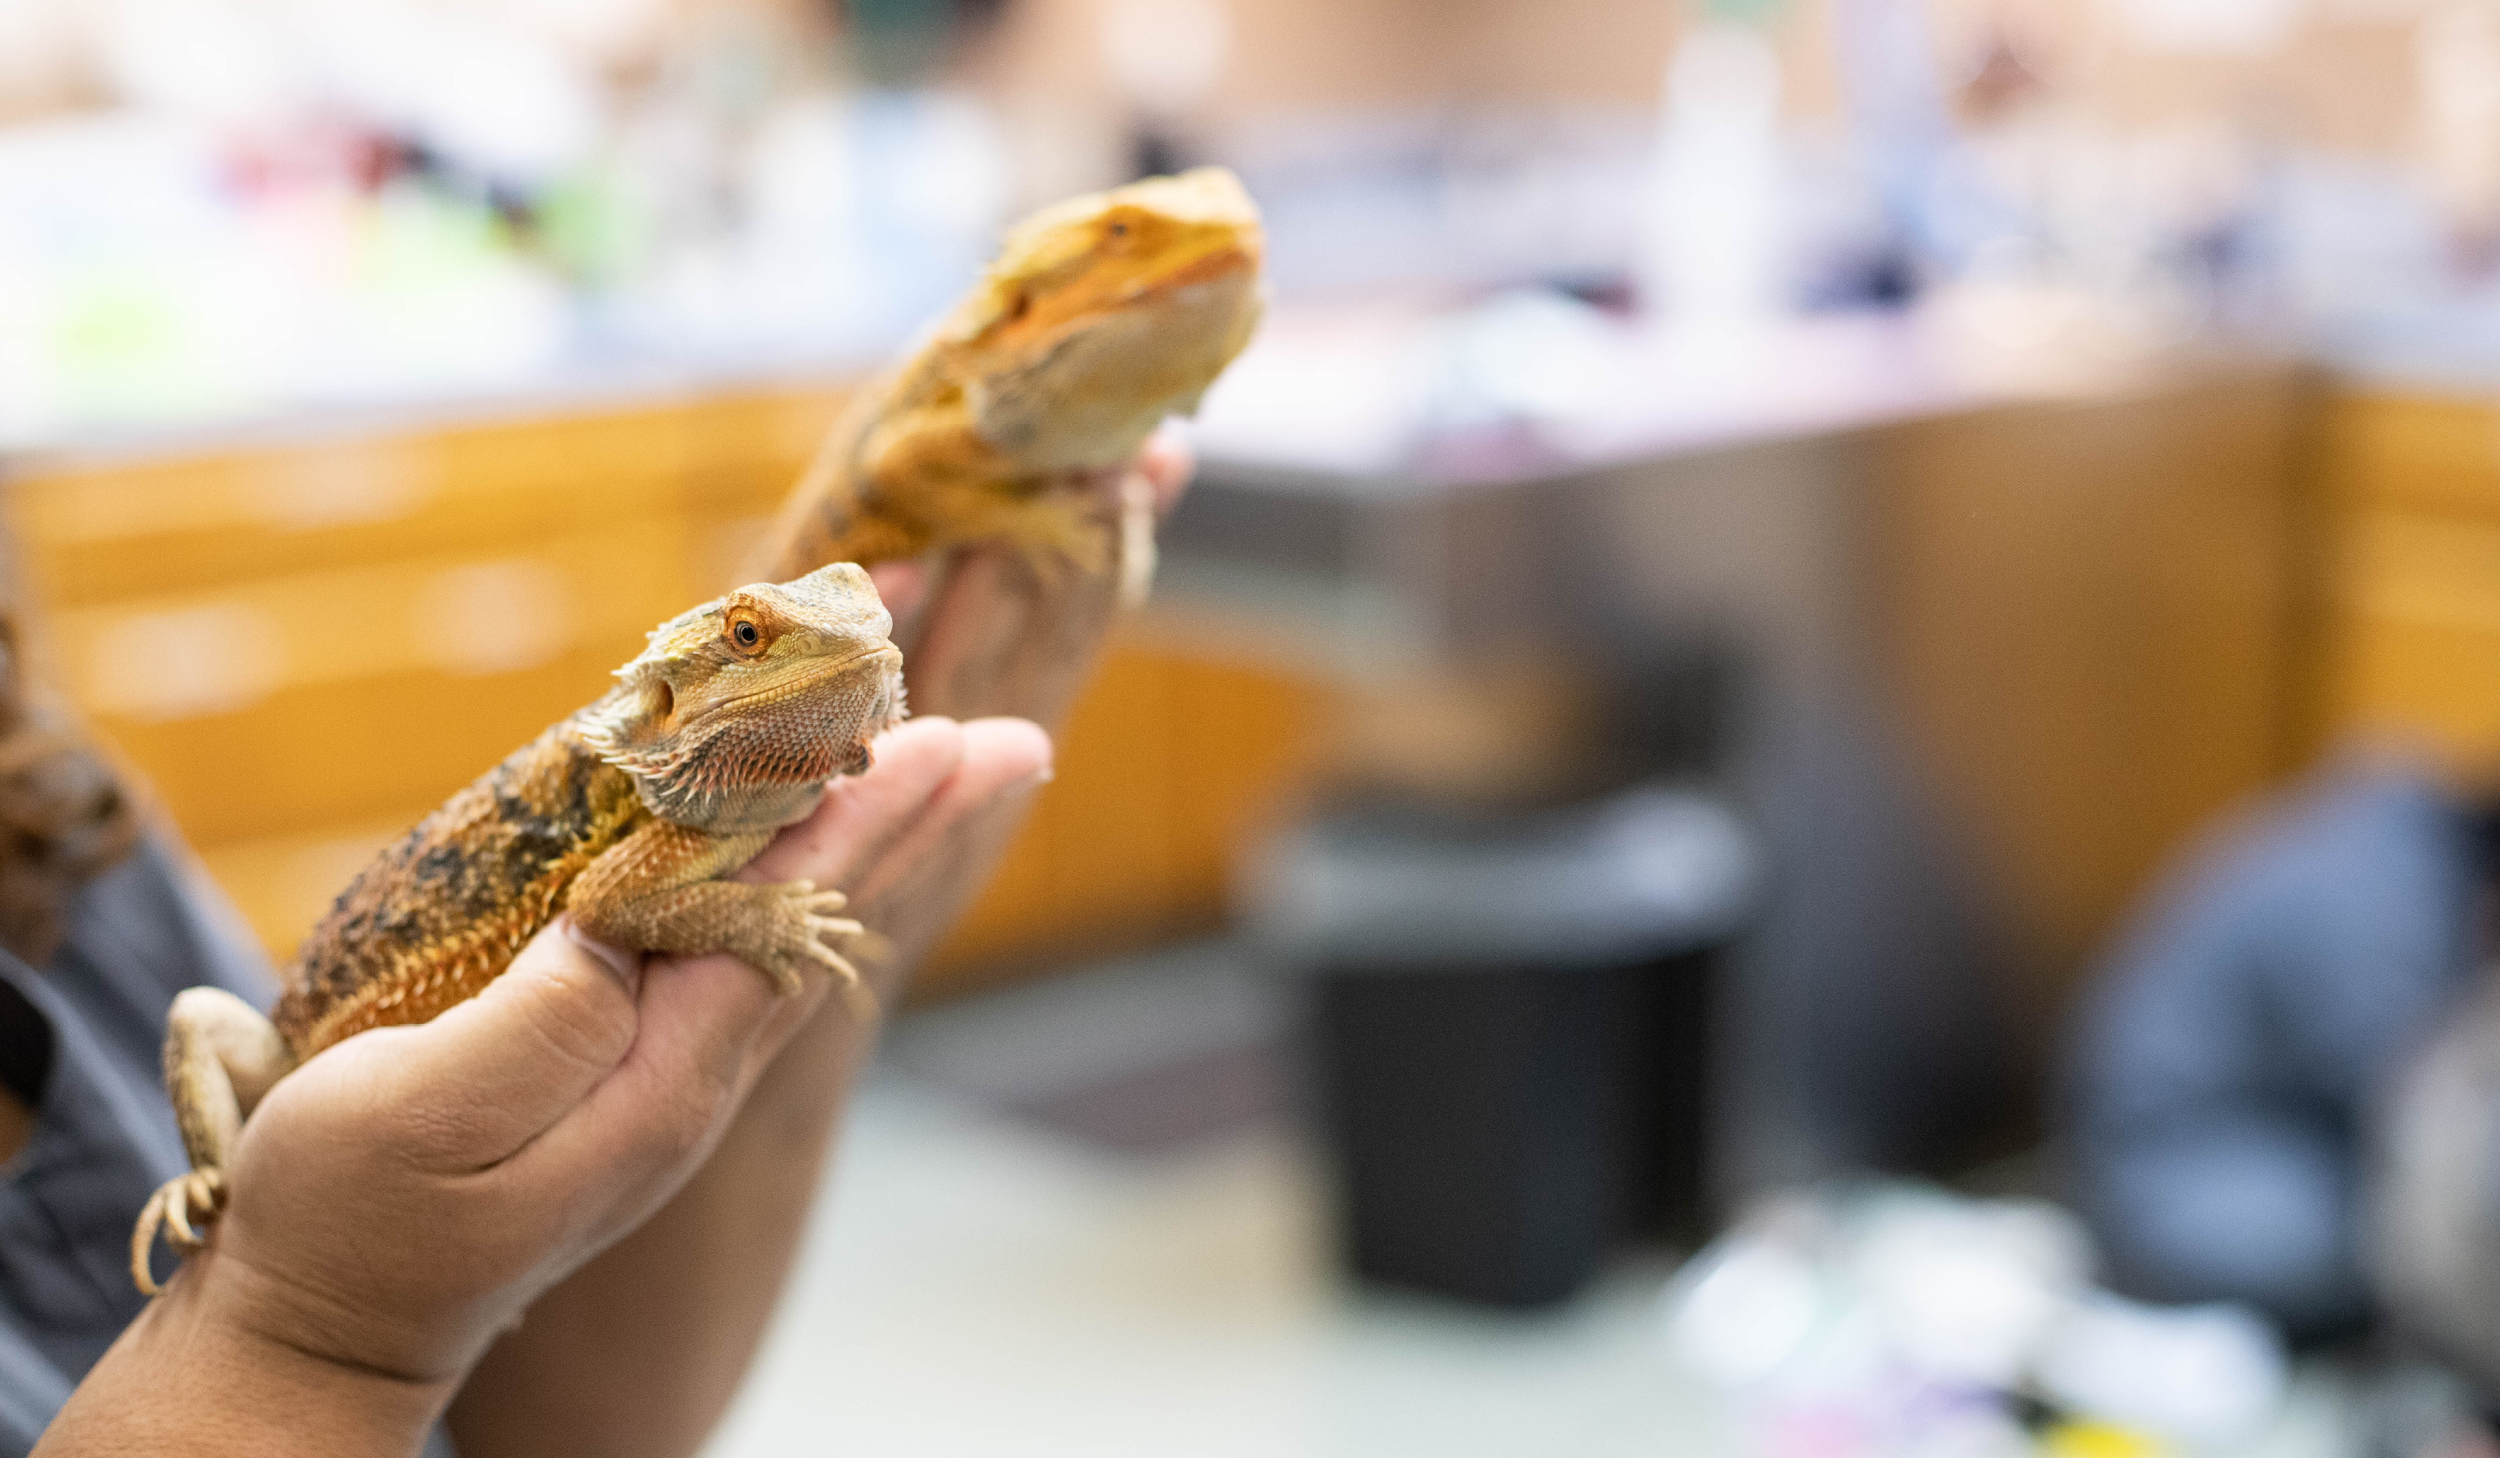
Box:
[0,1333,71,1457]
[0,836,460,1457]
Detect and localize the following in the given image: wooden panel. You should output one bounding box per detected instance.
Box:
[2320,506,2500,763]
[2313,390,2500,774]
[1039,644,1185,930]
[680,384,848,519]
[3,377,1332,992]
[1,387,828,964]
[1165,649,1329,905]
[2332,617,2500,760]
[2327,392,2500,518]
[1868,370,2308,998]
[2333,508,2500,633]
[12,408,703,607]
[44,523,691,845]
[922,634,1332,986]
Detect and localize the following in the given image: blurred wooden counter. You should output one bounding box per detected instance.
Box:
[0,387,1329,995]
[11,341,2498,1036]
[2311,389,2500,774]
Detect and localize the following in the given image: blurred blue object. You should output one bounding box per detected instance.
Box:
[2064,758,2483,1341]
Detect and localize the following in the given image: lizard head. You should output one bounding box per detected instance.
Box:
[577,562,906,831]
[937,165,1265,471]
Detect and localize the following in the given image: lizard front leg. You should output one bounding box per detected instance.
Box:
[568,820,875,1014]
[132,987,293,1294]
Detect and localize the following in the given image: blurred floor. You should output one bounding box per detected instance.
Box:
[701,944,1729,1457]
[701,944,2365,1458]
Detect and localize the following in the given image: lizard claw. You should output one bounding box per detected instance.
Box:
[799,937,881,1023]
[798,887,864,936]
[132,1168,226,1296]
[166,1169,225,1249]
[754,881,881,1017]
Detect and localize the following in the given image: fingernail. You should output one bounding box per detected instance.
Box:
[1029,762,1055,786]
[563,918,643,990]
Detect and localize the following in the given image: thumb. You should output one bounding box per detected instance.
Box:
[344,919,644,1174]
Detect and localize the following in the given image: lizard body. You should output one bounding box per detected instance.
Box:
[133,562,904,1293]
[760,166,1265,601]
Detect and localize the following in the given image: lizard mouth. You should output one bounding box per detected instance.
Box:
[689,644,903,722]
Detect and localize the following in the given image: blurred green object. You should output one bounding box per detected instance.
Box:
[1700,0,1787,24]
[842,0,988,83]
[533,170,644,293]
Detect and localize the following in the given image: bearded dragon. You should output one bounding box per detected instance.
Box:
[131,562,905,1294]
[759,166,1264,605]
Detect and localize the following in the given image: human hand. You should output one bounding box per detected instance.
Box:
[430,436,1196,1458]
[50,718,1048,1454]
[863,421,1193,621]
[846,426,1195,970]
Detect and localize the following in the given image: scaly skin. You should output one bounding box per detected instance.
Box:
[133,562,905,1294]
[758,167,1264,602]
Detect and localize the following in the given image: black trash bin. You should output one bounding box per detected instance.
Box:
[1250,786,1755,1308]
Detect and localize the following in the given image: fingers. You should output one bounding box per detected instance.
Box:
[501,716,1013,1212]
[1139,420,1196,515]
[846,716,1050,907]
[906,549,1041,719]
[567,949,780,1162]
[746,714,1046,909]
[864,430,1188,646]
[695,715,1047,1067]
[909,546,1117,725]
[749,716,970,889]
[338,921,644,1173]
[865,558,930,622]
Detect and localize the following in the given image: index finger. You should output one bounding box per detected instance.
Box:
[1139,420,1195,514]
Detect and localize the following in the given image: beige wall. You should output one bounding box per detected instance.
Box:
[1921,0,2426,155]
[0,1,2445,180]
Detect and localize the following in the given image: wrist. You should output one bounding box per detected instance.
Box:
[43,1255,456,1457]
[196,1245,467,1419]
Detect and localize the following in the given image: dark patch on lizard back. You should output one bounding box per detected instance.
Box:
[271,721,647,1057]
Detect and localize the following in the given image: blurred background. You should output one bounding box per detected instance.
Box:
[14,0,2500,1452]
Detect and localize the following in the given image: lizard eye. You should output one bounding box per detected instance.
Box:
[1107,221,1129,238]
[1005,288,1031,322]
[725,609,767,654]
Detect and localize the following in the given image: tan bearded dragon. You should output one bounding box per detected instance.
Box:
[758,166,1264,604]
[131,563,904,1293]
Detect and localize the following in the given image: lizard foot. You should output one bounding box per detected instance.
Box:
[131,1167,226,1296]
[986,493,1108,583]
[751,881,880,1020]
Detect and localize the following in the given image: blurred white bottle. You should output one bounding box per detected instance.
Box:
[1640,22,1786,328]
